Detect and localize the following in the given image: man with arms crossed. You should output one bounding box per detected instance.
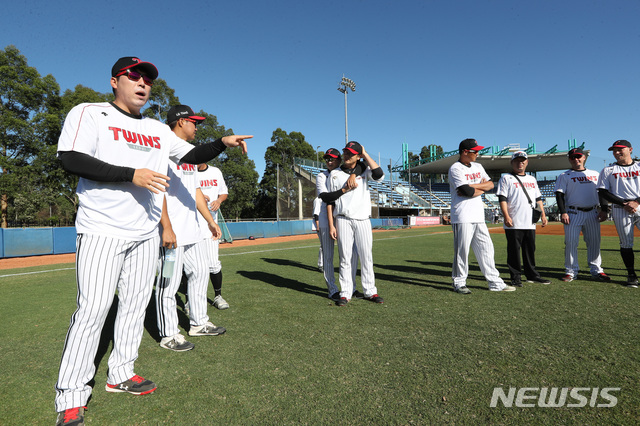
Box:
[554,147,610,282]
[597,140,640,288]
[449,138,515,294]
[55,57,251,425]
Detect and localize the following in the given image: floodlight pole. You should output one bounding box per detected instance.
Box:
[337,76,356,145]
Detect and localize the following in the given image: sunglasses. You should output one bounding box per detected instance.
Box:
[569,155,583,160]
[116,69,154,86]
[184,118,199,125]
[324,156,339,161]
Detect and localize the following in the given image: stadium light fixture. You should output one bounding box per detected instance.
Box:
[337,75,356,144]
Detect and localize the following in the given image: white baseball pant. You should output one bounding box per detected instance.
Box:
[336,217,377,298]
[55,234,160,412]
[200,237,222,274]
[156,242,210,338]
[452,223,506,290]
[612,206,640,248]
[563,208,604,277]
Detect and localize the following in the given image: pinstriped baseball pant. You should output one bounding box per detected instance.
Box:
[318,227,358,297]
[563,209,603,277]
[55,234,160,412]
[336,217,377,298]
[612,206,640,248]
[201,237,222,274]
[156,241,210,339]
[452,223,506,290]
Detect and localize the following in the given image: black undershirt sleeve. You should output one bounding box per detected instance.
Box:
[598,188,625,206]
[58,151,135,182]
[498,195,507,203]
[457,184,474,197]
[179,138,226,164]
[319,161,369,203]
[371,166,383,180]
[555,192,567,214]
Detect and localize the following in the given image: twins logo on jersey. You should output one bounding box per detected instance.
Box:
[570,175,598,183]
[176,163,197,176]
[613,171,640,179]
[200,179,218,188]
[108,126,161,152]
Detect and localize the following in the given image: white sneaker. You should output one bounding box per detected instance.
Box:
[213,295,230,310]
[160,334,195,352]
[500,285,517,292]
[189,321,226,336]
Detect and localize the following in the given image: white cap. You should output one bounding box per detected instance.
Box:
[511,151,528,160]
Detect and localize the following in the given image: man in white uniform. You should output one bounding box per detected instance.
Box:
[554,147,610,282]
[156,105,226,353]
[197,162,230,309]
[449,138,514,294]
[597,139,640,287]
[328,141,383,306]
[54,56,251,425]
[496,151,550,287]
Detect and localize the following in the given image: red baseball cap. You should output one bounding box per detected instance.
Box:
[459,139,484,152]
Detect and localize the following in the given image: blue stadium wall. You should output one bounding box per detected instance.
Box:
[0,218,403,259]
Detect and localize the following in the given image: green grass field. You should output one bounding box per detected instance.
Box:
[1,225,639,424]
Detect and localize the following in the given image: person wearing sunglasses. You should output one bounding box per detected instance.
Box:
[54,57,252,426]
[449,138,515,294]
[554,147,610,283]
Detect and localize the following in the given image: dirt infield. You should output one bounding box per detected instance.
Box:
[0,224,619,271]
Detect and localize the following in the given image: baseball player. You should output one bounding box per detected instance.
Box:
[327,141,384,306]
[449,138,515,294]
[155,105,227,353]
[313,196,325,270]
[54,56,251,425]
[554,147,610,282]
[496,151,550,286]
[315,148,360,301]
[197,162,230,309]
[597,139,640,288]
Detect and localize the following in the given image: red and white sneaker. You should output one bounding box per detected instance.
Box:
[105,375,157,395]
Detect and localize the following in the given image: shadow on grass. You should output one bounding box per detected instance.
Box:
[261,257,324,273]
[236,269,327,298]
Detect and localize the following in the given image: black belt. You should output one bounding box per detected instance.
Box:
[568,206,596,212]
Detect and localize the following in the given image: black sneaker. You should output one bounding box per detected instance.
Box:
[105,375,157,395]
[625,274,638,288]
[511,280,523,287]
[56,406,86,426]
[365,294,384,303]
[352,290,365,299]
[594,273,611,282]
[329,292,341,301]
[336,297,349,306]
[527,277,551,284]
[455,286,471,294]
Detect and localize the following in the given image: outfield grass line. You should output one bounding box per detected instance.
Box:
[0,267,75,278]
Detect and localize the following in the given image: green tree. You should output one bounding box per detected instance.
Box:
[0,45,61,227]
[257,128,315,218]
[143,79,180,121]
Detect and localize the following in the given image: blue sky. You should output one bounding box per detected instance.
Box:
[2,0,639,180]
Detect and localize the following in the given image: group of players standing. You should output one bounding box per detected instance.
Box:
[54,57,249,426]
[449,137,640,294]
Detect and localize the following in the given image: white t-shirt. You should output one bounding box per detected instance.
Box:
[597,161,640,200]
[554,168,600,208]
[57,102,193,240]
[164,161,202,247]
[496,173,541,230]
[197,165,228,239]
[328,167,383,220]
[448,161,490,224]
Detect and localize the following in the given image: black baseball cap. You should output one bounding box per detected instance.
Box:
[323,148,341,159]
[568,147,584,157]
[344,141,363,155]
[608,140,632,151]
[111,56,158,80]
[459,138,484,152]
[166,105,206,124]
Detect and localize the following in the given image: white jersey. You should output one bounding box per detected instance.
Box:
[57,102,193,240]
[328,167,383,220]
[496,173,541,230]
[554,168,600,208]
[597,161,640,200]
[163,161,202,247]
[315,170,331,228]
[197,165,228,238]
[448,161,490,224]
